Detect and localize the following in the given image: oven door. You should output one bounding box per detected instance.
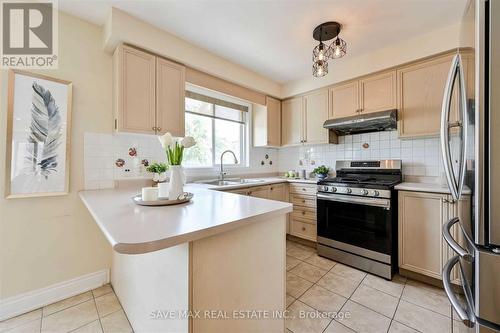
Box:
[317,193,393,259]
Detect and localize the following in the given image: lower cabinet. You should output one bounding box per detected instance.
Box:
[288,183,317,242]
[225,182,318,241]
[398,190,470,283]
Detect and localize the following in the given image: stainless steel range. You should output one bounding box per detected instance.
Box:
[316,159,402,280]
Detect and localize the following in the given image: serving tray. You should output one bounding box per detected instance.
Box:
[132,192,193,206]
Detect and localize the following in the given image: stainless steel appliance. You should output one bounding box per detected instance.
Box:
[323,109,397,135]
[441,0,500,331]
[316,160,402,280]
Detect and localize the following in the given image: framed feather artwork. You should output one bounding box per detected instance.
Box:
[5,70,72,198]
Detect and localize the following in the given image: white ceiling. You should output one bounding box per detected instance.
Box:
[59,0,467,83]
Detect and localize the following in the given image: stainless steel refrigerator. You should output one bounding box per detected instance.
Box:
[441,0,500,332]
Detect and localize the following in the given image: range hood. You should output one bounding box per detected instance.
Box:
[323,109,397,135]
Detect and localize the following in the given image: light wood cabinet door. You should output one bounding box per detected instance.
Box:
[359,71,397,114]
[269,183,285,202]
[114,45,156,134]
[281,97,303,146]
[398,191,448,280]
[397,54,454,138]
[267,97,281,147]
[329,81,359,119]
[247,186,270,199]
[156,57,186,137]
[303,90,329,145]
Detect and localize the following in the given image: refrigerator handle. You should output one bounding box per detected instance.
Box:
[442,255,475,328]
[456,56,468,199]
[440,54,460,200]
[443,217,474,262]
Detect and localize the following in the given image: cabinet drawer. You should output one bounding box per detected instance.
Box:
[290,220,317,242]
[290,183,317,195]
[291,208,317,223]
[290,194,316,208]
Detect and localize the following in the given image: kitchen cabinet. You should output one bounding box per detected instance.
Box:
[329,81,359,119]
[113,44,156,134]
[398,190,470,282]
[253,96,281,147]
[397,54,455,138]
[281,91,330,146]
[328,70,396,119]
[113,44,186,135]
[156,57,186,137]
[303,90,330,145]
[269,183,286,202]
[288,183,317,242]
[281,97,303,146]
[359,71,397,114]
[247,186,270,199]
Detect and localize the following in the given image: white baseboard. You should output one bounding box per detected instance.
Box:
[0,269,109,321]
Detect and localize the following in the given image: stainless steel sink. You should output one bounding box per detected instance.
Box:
[198,180,239,186]
[197,178,266,186]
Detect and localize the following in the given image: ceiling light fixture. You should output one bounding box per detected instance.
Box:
[312,21,347,77]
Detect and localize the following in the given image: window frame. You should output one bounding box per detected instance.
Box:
[183,84,251,170]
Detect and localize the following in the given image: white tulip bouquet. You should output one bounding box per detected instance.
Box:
[158,132,196,165]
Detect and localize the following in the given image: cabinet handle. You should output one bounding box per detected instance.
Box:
[152,126,157,131]
[302,200,306,203]
[248,191,252,195]
[156,126,161,131]
[302,227,306,231]
[270,187,274,191]
[302,211,306,215]
[302,188,306,191]
[443,198,456,204]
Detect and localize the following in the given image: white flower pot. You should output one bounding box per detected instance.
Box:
[169,165,184,199]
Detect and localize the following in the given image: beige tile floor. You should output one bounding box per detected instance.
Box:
[1,240,471,333]
[0,284,132,333]
[286,240,469,333]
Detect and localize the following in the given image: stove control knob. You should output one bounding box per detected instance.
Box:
[373,190,380,197]
[346,188,352,194]
[361,189,369,196]
[318,186,324,192]
[330,187,337,193]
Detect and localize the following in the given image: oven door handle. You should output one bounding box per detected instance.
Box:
[317,193,390,209]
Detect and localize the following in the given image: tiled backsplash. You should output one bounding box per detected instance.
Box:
[84,130,444,190]
[278,131,444,179]
[84,132,278,190]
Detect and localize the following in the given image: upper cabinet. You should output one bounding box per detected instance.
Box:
[114,44,156,134]
[113,44,186,136]
[156,57,186,137]
[281,90,330,146]
[253,96,281,147]
[281,97,303,146]
[359,71,397,114]
[329,70,397,119]
[303,90,329,145]
[397,54,454,138]
[329,81,358,119]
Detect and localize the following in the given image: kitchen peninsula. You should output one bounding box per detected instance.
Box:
[79,184,292,333]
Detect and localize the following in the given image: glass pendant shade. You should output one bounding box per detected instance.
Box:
[331,37,347,59]
[312,60,328,77]
[312,42,330,62]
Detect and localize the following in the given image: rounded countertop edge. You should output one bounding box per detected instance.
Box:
[110,204,293,254]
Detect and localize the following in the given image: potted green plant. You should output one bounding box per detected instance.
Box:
[312,165,330,180]
[146,162,169,183]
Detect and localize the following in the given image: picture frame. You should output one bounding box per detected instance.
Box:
[5,69,73,198]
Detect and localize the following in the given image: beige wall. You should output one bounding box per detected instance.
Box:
[104,8,282,99]
[282,23,460,98]
[0,13,112,299]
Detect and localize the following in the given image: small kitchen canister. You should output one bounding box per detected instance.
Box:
[142,187,158,201]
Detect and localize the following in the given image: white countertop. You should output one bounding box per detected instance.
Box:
[79,184,292,255]
[395,182,471,194]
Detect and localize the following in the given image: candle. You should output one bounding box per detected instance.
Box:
[142,187,158,201]
[157,182,170,198]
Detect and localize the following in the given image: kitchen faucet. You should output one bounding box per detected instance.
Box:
[219,150,238,181]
